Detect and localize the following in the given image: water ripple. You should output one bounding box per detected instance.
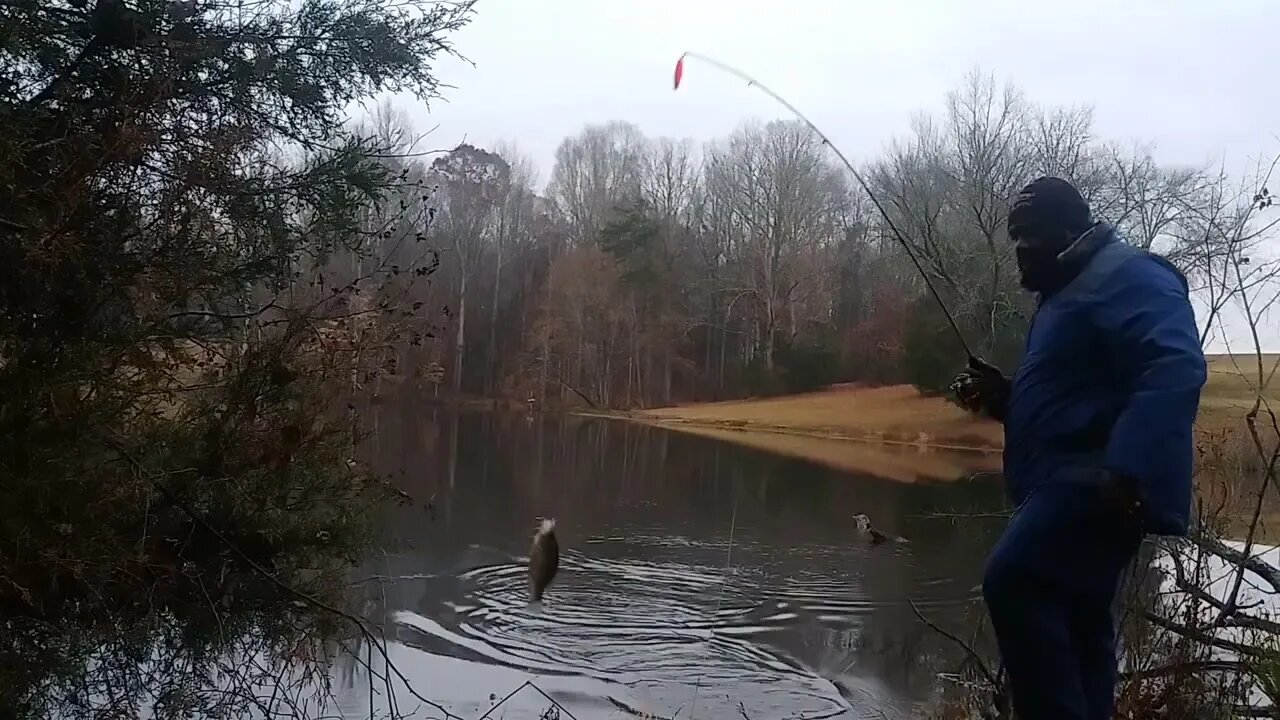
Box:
[328,415,1001,720]
[358,538,945,720]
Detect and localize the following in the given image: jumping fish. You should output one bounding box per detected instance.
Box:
[528,518,560,604]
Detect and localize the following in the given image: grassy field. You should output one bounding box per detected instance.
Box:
[608,354,1280,483]
[642,383,1003,448]
[1199,353,1280,425]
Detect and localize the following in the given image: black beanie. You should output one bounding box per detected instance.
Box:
[1007,176,1092,238]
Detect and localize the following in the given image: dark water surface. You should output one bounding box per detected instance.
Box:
[330,399,1009,720]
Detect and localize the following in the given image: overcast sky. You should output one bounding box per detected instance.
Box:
[381,0,1278,351]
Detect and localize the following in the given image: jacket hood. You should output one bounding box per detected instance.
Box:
[1057,222,1116,270]
[1036,222,1118,299]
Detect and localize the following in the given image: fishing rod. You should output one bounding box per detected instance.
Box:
[673,51,977,364]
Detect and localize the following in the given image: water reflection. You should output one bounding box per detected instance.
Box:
[332,397,1009,720]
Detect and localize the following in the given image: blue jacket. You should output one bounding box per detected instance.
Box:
[1003,224,1207,536]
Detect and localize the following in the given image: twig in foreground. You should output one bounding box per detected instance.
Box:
[104,436,464,720]
[907,598,1000,690]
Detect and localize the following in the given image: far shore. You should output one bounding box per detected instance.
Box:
[577,354,1277,483]
[577,384,1003,481]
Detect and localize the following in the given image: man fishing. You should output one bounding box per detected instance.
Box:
[952,176,1207,720]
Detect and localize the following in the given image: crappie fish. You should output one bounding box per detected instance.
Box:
[528,518,559,603]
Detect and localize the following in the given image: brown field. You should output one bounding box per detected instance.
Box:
[641,383,1003,449]
[1198,353,1280,427]
[637,354,1280,448]
[602,354,1280,486]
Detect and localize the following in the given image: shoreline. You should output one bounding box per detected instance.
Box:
[577,409,1003,455]
[577,356,1270,454]
[583,411,1004,483]
[577,384,1006,455]
[573,386,1007,482]
[572,369,1269,485]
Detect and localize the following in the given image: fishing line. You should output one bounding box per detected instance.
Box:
[688,489,738,719]
[674,51,977,364]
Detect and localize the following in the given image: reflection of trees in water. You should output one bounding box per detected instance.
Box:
[362,390,1007,573]
[352,394,1010,708]
[331,570,396,704]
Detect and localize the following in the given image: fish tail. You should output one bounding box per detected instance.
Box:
[536,518,556,536]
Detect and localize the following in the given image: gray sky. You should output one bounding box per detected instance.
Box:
[386,0,1278,351]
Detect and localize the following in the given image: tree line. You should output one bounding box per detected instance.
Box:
[392,70,1266,409]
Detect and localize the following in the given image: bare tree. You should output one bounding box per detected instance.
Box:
[635,137,701,404]
[547,121,647,246]
[429,144,512,393]
[704,120,848,370]
[325,70,1262,414]
[486,140,540,395]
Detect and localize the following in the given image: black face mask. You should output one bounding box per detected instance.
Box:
[1016,224,1104,294]
[1015,245,1062,293]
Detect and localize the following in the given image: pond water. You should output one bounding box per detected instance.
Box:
[329,399,1009,720]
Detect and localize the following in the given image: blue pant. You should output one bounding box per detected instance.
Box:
[983,483,1142,720]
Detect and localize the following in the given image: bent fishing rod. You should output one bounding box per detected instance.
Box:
[674,51,977,364]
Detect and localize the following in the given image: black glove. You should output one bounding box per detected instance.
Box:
[1099,471,1143,525]
[950,356,1011,423]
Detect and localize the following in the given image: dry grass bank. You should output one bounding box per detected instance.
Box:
[1197,353,1280,430]
[641,383,1002,450]
[607,385,1000,481]
[603,354,1280,484]
[638,354,1280,448]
